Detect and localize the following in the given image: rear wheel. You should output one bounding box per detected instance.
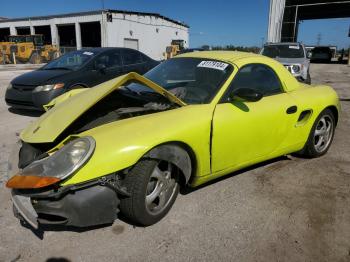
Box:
[120,159,179,226]
[298,109,335,158]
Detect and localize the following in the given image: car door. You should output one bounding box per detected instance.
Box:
[121,49,147,74]
[211,63,297,173]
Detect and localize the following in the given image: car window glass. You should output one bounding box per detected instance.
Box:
[42,50,94,70]
[227,64,282,97]
[94,51,121,69]
[95,54,109,67]
[261,45,304,58]
[107,51,122,67]
[125,58,233,104]
[122,50,142,65]
[141,53,149,62]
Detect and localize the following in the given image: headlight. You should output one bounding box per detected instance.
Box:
[6,137,95,189]
[33,83,64,92]
[292,64,301,73]
[7,83,12,90]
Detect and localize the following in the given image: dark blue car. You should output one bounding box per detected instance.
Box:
[6,47,159,111]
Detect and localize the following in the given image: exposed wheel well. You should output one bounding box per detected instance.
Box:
[143,142,197,186]
[326,106,338,126]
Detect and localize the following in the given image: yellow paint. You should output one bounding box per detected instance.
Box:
[19,51,340,187]
[21,72,186,143]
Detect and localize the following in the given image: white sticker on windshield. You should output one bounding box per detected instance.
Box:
[197,61,229,71]
[289,45,300,49]
[83,51,94,55]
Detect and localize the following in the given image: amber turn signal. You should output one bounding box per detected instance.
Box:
[6,175,60,189]
[53,83,65,90]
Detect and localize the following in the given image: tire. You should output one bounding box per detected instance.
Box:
[29,52,43,64]
[120,159,180,226]
[298,109,335,158]
[305,71,311,84]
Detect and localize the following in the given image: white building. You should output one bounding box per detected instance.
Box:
[0,10,189,60]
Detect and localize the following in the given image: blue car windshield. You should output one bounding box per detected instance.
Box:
[42,50,95,70]
[125,57,233,104]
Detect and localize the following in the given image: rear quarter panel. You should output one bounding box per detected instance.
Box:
[279,84,340,152]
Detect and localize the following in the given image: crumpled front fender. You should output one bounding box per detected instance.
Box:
[59,104,213,186]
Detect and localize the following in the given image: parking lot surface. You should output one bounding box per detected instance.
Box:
[0,64,350,262]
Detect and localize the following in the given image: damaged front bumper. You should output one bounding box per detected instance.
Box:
[8,140,128,229]
[12,192,39,229]
[11,181,121,229]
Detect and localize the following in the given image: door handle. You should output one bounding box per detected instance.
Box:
[286,105,298,114]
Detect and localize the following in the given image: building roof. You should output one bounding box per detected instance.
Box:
[0,9,189,28]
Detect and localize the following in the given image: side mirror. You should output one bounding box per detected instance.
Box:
[229,88,263,102]
[95,63,106,73]
[307,51,312,59]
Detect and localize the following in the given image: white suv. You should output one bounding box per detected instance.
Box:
[260,42,311,84]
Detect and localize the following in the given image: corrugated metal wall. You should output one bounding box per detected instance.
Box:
[267,0,286,43]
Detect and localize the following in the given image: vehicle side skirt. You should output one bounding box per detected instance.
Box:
[189,141,304,187]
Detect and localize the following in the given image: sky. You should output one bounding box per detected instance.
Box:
[1,0,349,49]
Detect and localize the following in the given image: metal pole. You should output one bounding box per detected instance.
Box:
[12,52,16,64]
[293,5,298,42]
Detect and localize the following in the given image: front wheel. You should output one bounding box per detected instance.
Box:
[119,159,179,226]
[298,109,335,158]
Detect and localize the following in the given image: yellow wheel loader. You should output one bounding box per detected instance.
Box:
[0,34,59,64]
[163,39,185,60]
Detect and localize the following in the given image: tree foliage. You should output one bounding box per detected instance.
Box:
[208,45,261,54]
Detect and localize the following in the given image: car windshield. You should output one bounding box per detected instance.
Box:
[262,45,304,58]
[42,50,95,70]
[125,58,233,104]
[313,47,331,53]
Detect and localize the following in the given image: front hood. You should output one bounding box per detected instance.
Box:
[274,57,306,65]
[20,72,186,143]
[12,69,71,86]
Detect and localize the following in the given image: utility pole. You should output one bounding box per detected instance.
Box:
[316,33,322,46]
[348,25,350,66]
[101,0,105,9]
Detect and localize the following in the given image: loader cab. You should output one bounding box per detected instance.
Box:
[8,34,44,46]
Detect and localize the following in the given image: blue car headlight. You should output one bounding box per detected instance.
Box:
[33,83,65,92]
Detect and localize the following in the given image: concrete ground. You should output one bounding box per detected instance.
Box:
[0,64,349,262]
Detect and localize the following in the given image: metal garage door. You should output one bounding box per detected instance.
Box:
[124,38,139,50]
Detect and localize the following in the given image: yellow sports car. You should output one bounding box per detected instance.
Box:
[6,51,339,228]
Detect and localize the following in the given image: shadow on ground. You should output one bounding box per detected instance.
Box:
[311,59,348,65]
